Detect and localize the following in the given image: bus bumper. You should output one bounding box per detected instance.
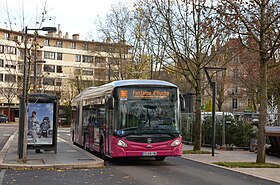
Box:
[111,138,182,158]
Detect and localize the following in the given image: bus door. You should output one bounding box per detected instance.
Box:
[106,109,113,156]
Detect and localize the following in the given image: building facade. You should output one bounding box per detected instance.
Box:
[0,27,132,121]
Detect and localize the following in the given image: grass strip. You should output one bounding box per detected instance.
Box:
[183,150,211,154]
[214,162,280,168]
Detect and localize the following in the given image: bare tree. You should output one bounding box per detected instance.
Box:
[217,0,280,163]
[94,2,155,80]
[2,0,56,161]
[94,3,133,81]
[135,0,228,151]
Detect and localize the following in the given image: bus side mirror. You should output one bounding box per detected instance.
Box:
[180,95,186,111]
[107,95,114,109]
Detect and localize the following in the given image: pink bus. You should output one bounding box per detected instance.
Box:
[71,79,185,161]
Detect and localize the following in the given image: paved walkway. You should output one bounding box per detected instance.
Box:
[182,145,280,183]
[0,131,104,170]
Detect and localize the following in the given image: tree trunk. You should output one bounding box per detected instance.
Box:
[256,59,267,164]
[278,98,280,126]
[8,105,11,122]
[193,71,202,151]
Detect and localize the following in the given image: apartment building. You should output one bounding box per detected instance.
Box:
[202,38,258,113]
[0,27,132,121]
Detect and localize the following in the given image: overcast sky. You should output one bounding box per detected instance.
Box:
[0,0,133,40]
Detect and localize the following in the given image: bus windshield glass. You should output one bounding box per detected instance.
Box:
[115,87,180,137]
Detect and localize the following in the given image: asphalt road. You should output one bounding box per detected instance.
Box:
[0,124,17,150]
[0,126,278,185]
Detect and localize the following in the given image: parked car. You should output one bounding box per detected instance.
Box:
[0,114,8,123]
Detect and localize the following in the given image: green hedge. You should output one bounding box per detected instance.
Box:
[181,114,257,148]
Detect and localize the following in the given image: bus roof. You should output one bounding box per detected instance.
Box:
[72,79,178,104]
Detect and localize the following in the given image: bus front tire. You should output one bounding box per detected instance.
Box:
[155,156,165,161]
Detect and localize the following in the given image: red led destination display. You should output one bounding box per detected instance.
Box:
[119,89,173,100]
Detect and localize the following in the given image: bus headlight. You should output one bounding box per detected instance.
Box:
[171,139,180,147]
[117,140,128,147]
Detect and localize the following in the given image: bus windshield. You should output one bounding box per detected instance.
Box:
[115,87,180,137]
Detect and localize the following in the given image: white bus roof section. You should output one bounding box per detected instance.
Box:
[72,79,178,104]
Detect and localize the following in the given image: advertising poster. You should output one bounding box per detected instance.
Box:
[27,102,54,145]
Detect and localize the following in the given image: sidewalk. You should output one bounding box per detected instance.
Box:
[182,144,280,183]
[0,131,104,170]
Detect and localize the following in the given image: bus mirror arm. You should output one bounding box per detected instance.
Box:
[107,95,114,109]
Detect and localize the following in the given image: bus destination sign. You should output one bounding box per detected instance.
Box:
[119,89,172,100]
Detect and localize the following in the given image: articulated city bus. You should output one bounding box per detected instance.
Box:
[71,79,185,161]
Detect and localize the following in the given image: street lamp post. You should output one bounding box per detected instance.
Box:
[204,67,226,157]
[18,26,57,160]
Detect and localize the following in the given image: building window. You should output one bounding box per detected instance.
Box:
[5,61,16,69]
[82,56,93,63]
[83,43,89,50]
[55,79,62,86]
[44,65,55,72]
[43,78,54,85]
[44,39,50,46]
[75,55,81,62]
[57,53,63,60]
[57,41,63,48]
[5,46,17,55]
[4,33,10,40]
[70,42,76,49]
[232,98,238,109]
[0,45,4,53]
[95,57,106,67]
[44,51,55,60]
[56,66,63,73]
[5,74,16,82]
[82,68,93,75]
[0,60,4,67]
[0,74,3,81]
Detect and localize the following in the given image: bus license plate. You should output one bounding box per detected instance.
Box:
[142,152,157,156]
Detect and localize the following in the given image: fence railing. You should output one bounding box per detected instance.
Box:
[181,112,279,148]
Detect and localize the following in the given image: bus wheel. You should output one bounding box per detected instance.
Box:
[100,141,106,160]
[155,156,165,161]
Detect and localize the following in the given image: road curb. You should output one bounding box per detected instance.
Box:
[0,131,17,164]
